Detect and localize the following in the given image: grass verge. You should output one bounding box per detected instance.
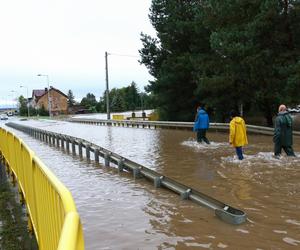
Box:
[0,179,38,250]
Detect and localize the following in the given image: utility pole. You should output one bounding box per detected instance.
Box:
[105,51,111,120]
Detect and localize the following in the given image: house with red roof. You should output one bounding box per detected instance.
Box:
[31,86,68,115]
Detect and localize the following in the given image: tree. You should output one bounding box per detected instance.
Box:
[140,0,207,121]
[80,93,97,109]
[141,0,300,124]
[110,88,126,112]
[200,0,300,125]
[18,95,28,116]
[124,82,139,111]
[67,90,76,107]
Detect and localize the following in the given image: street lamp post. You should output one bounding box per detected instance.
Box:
[20,85,30,117]
[105,51,110,120]
[37,74,52,117]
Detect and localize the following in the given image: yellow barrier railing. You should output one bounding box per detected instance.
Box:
[0,127,84,250]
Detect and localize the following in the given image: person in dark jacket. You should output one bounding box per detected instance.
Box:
[193,104,210,144]
[273,104,296,157]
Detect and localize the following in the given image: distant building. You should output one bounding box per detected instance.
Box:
[32,86,68,115]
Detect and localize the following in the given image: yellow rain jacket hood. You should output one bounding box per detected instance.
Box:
[229,117,248,147]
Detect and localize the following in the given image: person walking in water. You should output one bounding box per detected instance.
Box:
[193,104,210,144]
[273,104,296,157]
[229,110,248,160]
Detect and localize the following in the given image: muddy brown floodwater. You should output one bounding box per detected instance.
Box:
[3,118,300,249]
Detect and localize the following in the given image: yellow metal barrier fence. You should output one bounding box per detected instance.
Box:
[0,127,84,250]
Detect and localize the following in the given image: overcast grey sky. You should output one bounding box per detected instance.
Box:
[0,0,155,106]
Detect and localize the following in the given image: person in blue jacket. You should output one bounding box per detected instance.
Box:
[193,104,210,144]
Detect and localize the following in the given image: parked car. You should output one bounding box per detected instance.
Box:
[0,114,8,120]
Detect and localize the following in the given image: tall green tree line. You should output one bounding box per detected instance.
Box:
[79,82,154,113]
[140,0,300,125]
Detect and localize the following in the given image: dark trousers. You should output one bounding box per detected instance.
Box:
[197,129,210,144]
[235,147,244,160]
[274,143,295,156]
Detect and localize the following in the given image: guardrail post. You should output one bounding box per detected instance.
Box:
[104,153,110,167]
[61,136,65,149]
[52,134,56,145]
[71,139,76,155]
[181,188,191,200]
[118,159,124,172]
[56,135,60,147]
[154,176,163,188]
[48,133,51,144]
[66,138,70,152]
[86,144,90,160]
[78,142,83,158]
[133,167,141,179]
[94,148,99,163]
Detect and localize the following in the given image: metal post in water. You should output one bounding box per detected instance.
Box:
[118,159,124,173]
[56,136,60,147]
[154,176,163,188]
[61,137,65,149]
[181,189,191,200]
[66,138,70,152]
[78,142,83,158]
[71,140,76,155]
[104,153,110,167]
[86,144,90,160]
[94,148,99,163]
[133,167,141,179]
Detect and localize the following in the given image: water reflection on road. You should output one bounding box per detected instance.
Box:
[3,118,300,249]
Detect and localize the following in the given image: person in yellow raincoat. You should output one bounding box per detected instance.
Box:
[229,110,248,160]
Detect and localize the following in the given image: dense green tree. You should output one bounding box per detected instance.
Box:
[67,90,76,107]
[140,0,202,121]
[80,93,97,109]
[110,88,126,112]
[99,82,154,113]
[140,0,300,124]
[18,95,28,116]
[200,0,300,125]
[123,82,140,111]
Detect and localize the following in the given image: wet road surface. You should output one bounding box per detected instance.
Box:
[2,118,300,249]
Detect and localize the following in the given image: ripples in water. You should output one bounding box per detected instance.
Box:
[181,138,228,150]
[221,152,300,167]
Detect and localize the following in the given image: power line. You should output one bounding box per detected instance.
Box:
[108,52,139,58]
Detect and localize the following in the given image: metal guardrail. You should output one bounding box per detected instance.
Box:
[68,118,300,136]
[6,122,247,225]
[0,127,84,250]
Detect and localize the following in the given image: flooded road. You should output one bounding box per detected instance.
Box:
[3,118,300,249]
